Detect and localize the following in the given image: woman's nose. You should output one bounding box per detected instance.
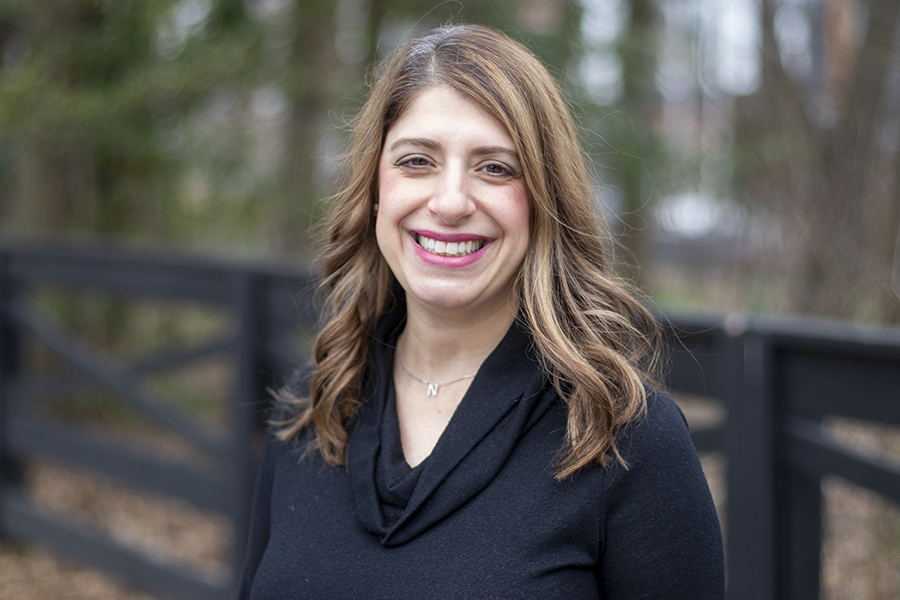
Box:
[427,166,475,224]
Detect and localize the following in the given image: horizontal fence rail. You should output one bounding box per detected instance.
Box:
[662,315,900,600]
[0,243,317,600]
[1,243,899,600]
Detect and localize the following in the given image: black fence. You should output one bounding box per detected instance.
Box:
[666,312,900,599]
[0,243,317,599]
[0,243,899,600]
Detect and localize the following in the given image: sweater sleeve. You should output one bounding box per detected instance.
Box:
[236,431,277,600]
[237,370,311,599]
[596,390,725,599]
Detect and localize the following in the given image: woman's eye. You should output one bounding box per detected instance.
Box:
[397,156,430,168]
[482,163,514,177]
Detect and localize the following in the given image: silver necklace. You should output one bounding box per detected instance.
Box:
[396,353,476,397]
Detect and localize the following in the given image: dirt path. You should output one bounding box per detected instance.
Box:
[0,542,158,600]
[2,459,229,600]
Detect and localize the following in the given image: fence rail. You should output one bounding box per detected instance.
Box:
[663,314,900,599]
[0,243,317,600]
[1,243,899,600]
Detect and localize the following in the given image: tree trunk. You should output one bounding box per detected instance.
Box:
[276,0,339,255]
[752,0,900,323]
[614,0,659,284]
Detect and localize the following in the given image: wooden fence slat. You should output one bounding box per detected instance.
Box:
[2,490,229,600]
[6,247,234,305]
[7,417,233,514]
[10,333,233,402]
[779,348,900,425]
[131,337,235,375]
[7,301,228,456]
[784,416,900,504]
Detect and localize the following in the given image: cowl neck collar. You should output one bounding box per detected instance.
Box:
[347,303,556,547]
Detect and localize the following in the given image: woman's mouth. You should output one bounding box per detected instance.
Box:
[415,234,486,257]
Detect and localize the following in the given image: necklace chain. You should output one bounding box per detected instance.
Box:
[396,353,476,397]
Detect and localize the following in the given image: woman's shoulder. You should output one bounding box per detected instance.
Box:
[639,387,691,437]
[596,387,725,598]
[611,387,703,477]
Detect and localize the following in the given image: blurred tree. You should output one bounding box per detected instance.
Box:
[0,0,266,343]
[565,0,666,287]
[188,0,583,254]
[609,0,660,284]
[734,0,900,323]
[270,0,340,251]
[0,0,584,258]
[0,0,264,244]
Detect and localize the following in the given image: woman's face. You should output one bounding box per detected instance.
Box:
[375,86,530,321]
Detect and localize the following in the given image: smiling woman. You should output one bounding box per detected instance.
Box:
[375,85,532,465]
[376,86,530,325]
[238,23,724,600]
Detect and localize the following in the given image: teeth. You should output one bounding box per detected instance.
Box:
[416,234,485,256]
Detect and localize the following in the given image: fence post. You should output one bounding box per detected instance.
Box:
[775,463,822,599]
[773,335,822,599]
[230,270,267,593]
[723,325,777,600]
[0,250,24,541]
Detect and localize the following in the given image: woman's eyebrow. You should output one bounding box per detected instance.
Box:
[387,139,518,160]
[473,146,519,160]
[388,137,440,152]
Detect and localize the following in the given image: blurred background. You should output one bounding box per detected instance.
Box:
[1,1,899,599]
[1,0,897,324]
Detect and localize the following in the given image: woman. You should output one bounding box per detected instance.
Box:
[239,24,724,599]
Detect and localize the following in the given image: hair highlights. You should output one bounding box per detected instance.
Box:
[276,24,659,478]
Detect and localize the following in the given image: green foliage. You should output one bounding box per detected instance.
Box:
[0,0,265,241]
[0,0,590,254]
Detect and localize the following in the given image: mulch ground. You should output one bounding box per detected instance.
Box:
[0,458,229,600]
[0,542,157,600]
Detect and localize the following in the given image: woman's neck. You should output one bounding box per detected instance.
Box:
[396,301,516,382]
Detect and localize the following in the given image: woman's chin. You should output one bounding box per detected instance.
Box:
[402,282,514,320]
[406,290,474,313]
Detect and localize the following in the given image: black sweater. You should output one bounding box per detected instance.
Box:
[238,310,725,599]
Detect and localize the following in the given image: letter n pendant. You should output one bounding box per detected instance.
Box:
[427,383,439,397]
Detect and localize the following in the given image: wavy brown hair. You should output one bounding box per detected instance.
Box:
[276,23,660,479]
